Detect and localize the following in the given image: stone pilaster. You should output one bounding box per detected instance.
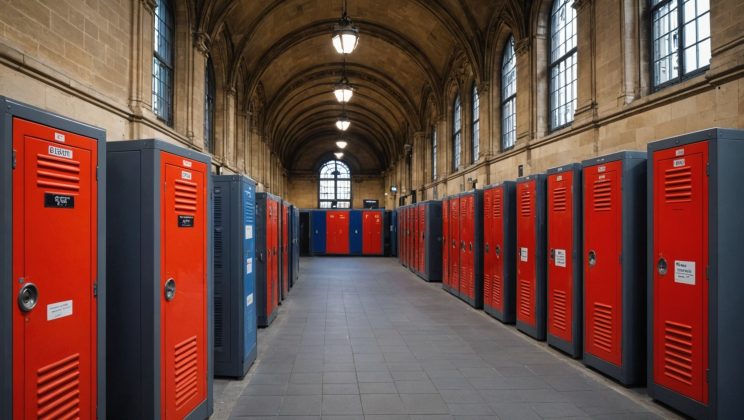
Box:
[572,0,598,125]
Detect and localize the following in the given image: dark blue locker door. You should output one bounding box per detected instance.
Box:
[311,210,326,254]
[391,211,398,256]
[350,210,363,255]
[242,181,257,361]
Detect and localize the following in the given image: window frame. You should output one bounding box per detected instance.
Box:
[204,57,216,155]
[649,0,711,91]
[452,94,462,171]
[548,0,578,132]
[501,35,517,152]
[152,0,175,126]
[431,126,438,181]
[318,160,352,209]
[471,83,480,163]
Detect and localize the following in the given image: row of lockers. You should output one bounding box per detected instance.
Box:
[396,128,744,419]
[309,209,385,255]
[0,98,299,419]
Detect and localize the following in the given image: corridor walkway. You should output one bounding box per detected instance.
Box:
[215,257,674,419]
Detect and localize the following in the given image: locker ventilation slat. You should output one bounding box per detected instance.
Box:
[174,179,198,213]
[493,193,502,218]
[37,154,81,192]
[552,187,567,212]
[592,303,613,353]
[493,274,502,308]
[520,190,531,217]
[663,321,694,384]
[664,166,693,203]
[552,290,567,331]
[174,336,199,410]
[592,179,612,211]
[518,279,531,318]
[213,189,224,350]
[36,353,81,420]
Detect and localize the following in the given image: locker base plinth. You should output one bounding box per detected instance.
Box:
[582,353,642,386]
[417,273,441,282]
[442,285,459,299]
[257,310,278,328]
[516,320,546,341]
[459,294,482,309]
[547,335,581,359]
[484,305,515,324]
[184,399,212,420]
[215,346,258,379]
[648,383,707,419]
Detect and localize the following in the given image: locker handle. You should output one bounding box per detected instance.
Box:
[588,250,597,267]
[18,283,39,312]
[550,249,555,259]
[485,243,489,253]
[461,241,465,250]
[657,257,668,276]
[495,245,501,257]
[259,251,265,262]
[469,242,473,251]
[164,278,176,301]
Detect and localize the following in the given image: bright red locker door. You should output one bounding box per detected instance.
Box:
[547,171,575,343]
[268,201,277,314]
[338,211,350,254]
[458,197,469,297]
[492,187,505,312]
[161,152,208,420]
[12,119,99,419]
[449,199,460,292]
[418,206,425,272]
[517,180,537,327]
[413,208,419,270]
[372,211,382,254]
[653,142,708,403]
[584,161,623,366]
[483,190,493,308]
[272,201,280,309]
[442,201,450,287]
[463,195,475,299]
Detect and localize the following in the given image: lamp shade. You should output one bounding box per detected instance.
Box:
[331,16,359,54]
[336,140,348,149]
[333,82,354,103]
[334,152,344,159]
[336,114,350,131]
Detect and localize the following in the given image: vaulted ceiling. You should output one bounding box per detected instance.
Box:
[195,0,529,175]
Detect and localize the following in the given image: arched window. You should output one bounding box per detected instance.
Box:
[549,0,577,130]
[319,160,351,209]
[651,0,710,88]
[471,84,480,162]
[431,126,438,181]
[204,57,216,154]
[152,0,174,126]
[452,94,462,170]
[501,36,517,151]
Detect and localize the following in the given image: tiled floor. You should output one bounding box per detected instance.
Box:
[214,257,676,420]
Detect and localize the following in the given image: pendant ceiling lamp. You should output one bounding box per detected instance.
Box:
[334,152,344,159]
[331,0,359,54]
[333,77,354,103]
[336,140,348,149]
[336,113,350,131]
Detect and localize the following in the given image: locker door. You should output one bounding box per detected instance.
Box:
[492,187,505,312]
[442,201,450,287]
[483,190,493,308]
[12,119,98,419]
[337,211,350,254]
[461,196,473,299]
[243,186,257,360]
[373,212,382,254]
[326,212,336,254]
[584,161,623,366]
[267,201,276,316]
[653,142,708,403]
[311,211,326,254]
[548,171,575,343]
[350,210,363,255]
[272,201,280,308]
[161,152,208,420]
[517,180,537,327]
[418,206,425,272]
[363,211,382,255]
[449,199,460,292]
[282,205,289,297]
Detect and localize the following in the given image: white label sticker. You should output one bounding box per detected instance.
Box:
[245,225,253,239]
[246,257,253,274]
[246,293,254,307]
[47,300,73,321]
[675,148,685,157]
[598,165,606,173]
[520,247,528,262]
[48,145,73,159]
[54,133,66,142]
[555,249,567,267]
[556,175,563,181]
[181,171,192,180]
[182,159,192,168]
[674,260,696,285]
[673,158,685,168]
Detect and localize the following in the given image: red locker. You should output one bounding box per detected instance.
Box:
[406,207,413,267]
[516,175,547,341]
[446,197,461,297]
[5,108,105,420]
[327,210,350,255]
[483,182,516,323]
[647,129,744,419]
[582,151,645,386]
[442,198,450,288]
[456,191,483,308]
[270,200,279,310]
[546,164,582,358]
[410,205,418,272]
[362,210,383,255]
[281,202,289,300]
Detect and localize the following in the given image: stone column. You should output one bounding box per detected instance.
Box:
[515,37,533,143]
[128,0,157,138]
[572,0,598,125]
[477,81,490,160]
[222,87,237,168]
[412,131,426,191]
[192,32,209,150]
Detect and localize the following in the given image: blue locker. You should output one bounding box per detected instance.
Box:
[311,210,326,255]
[213,175,257,378]
[349,210,363,255]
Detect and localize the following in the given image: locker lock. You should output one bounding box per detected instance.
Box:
[18,283,39,312]
[550,249,555,259]
[164,278,176,301]
[494,245,501,257]
[588,250,597,267]
[657,257,668,276]
[485,243,489,253]
[468,242,473,251]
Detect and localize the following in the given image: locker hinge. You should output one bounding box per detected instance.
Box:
[12,149,16,169]
[93,282,98,297]
[96,166,99,180]
[706,162,709,176]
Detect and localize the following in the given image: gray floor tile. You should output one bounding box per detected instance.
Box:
[324,371,359,384]
[360,394,406,415]
[357,370,394,383]
[393,380,437,394]
[399,393,450,414]
[446,403,494,416]
[280,396,323,416]
[359,382,398,394]
[232,396,283,416]
[287,383,323,395]
[323,383,360,395]
[322,395,364,415]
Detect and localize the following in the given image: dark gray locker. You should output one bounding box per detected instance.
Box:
[418,200,442,282]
